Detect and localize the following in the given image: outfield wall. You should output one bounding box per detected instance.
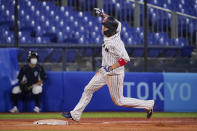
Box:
[1,71,197,112]
[0,49,197,112]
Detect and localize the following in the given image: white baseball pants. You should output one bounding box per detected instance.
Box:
[70,70,154,121]
[12,84,42,95]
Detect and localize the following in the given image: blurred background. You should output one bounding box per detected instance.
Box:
[0,0,197,72]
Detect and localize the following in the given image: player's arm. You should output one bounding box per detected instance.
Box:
[17,66,31,91]
[104,58,128,72]
[112,47,130,70]
[94,8,121,34]
[94,8,108,17]
[34,66,46,86]
[103,13,109,18]
[34,80,43,86]
[17,66,26,85]
[103,44,130,72]
[111,58,128,70]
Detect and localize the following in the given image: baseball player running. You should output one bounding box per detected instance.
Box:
[62,8,154,121]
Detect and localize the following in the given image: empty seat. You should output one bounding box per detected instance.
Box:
[66,50,77,62]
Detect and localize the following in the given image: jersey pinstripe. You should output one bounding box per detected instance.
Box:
[102,21,130,74]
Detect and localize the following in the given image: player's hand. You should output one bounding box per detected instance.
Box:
[28,85,33,89]
[103,66,113,72]
[94,8,104,16]
[100,66,113,76]
[20,84,32,93]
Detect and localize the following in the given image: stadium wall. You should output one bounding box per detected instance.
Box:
[0,49,197,112]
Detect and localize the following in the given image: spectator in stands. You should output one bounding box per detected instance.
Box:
[9,51,47,113]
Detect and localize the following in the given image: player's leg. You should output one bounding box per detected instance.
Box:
[107,74,154,110]
[9,86,22,113]
[32,84,42,113]
[69,71,106,121]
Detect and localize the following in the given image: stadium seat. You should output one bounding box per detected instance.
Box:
[66,50,77,62]
[49,49,62,62]
[0,0,195,59]
[148,48,160,57]
[36,37,42,44]
[132,48,144,57]
[180,46,194,57]
[36,49,53,62]
[165,49,177,57]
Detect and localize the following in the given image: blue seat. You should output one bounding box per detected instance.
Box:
[181,46,194,57]
[50,49,62,62]
[148,48,160,57]
[66,50,76,62]
[3,0,196,47]
[126,37,136,45]
[36,37,42,44]
[84,48,93,57]
[18,49,30,62]
[165,49,177,57]
[6,36,14,44]
[148,32,155,45]
[132,48,144,57]
[1,29,14,44]
[35,26,44,36]
[19,35,35,44]
[174,38,189,47]
[56,32,64,43]
[41,36,52,44]
[36,49,52,62]
[19,36,27,44]
[64,34,78,43]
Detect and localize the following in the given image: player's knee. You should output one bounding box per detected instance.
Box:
[84,88,92,94]
[32,85,42,95]
[12,86,21,94]
[84,86,94,94]
[114,101,123,106]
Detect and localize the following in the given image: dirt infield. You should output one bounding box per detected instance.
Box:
[0,118,197,131]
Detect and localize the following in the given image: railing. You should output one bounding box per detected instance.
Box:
[0,44,195,72]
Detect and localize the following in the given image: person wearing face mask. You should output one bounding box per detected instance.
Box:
[9,51,47,113]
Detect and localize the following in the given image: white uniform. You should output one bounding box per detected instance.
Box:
[12,75,43,95]
[12,84,42,95]
[70,20,154,121]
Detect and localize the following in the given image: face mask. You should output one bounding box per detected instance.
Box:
[30,58,37,65]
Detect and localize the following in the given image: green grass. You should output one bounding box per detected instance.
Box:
[0,112,197,119]
[82,112,197,118]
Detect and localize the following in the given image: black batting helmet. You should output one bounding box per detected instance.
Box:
[102,16,118,37]
[27,51,39,62]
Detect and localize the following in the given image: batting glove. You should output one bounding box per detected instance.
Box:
[100,66,113,76]
[94,8,104,16]
[103,66,113,72]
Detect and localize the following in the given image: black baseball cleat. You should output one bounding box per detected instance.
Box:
[62,112,76,121]
[146,109,153,119]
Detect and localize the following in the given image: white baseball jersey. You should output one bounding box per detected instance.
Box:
[70,18,154,121]
[102,21,130,74]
